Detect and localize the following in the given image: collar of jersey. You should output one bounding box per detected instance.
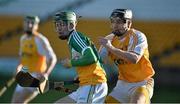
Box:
[68,30,76,44]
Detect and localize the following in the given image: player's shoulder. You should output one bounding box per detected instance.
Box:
[105,33,115,41]
[69,31,90,49]
[132,29,147,40]
[74,31,87,39]
[70,31,87,42]
[20,34,28,41]
[35,33,49,42]
[36,33,47,39]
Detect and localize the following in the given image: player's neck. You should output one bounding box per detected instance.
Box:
[67,30,75,40]
[33,31,40,36]
[119,28,131,39]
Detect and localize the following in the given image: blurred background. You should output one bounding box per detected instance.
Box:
[0,0,180,103]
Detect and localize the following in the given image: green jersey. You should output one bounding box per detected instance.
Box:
[67,30,107,85]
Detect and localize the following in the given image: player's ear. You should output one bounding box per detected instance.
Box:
[69,22,76,30]
[127,20,132,29]
[69,23,74,29]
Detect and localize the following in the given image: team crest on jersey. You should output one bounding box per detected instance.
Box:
[71,48,82,60]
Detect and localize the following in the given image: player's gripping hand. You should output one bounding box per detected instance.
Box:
[60,58,72,68]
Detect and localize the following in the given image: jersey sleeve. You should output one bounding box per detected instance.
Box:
[71,32,89,55]
[70,32,98,66]
[35,34,56,61]
[128,32,148,56]
[105,33,115,40]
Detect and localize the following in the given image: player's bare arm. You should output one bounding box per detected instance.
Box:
[99,37,141,64]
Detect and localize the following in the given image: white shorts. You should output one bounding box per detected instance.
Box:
[15,84,39,93]
[69,83,108,103]
[109,79,154,103]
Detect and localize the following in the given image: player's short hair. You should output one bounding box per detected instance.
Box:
[25,15,40,24]
[110,9,132,20]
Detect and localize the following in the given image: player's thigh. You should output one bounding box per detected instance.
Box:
[130,78,154,104]
[11,85,38,103]
[93,82,108,103]
[130,86,148,104]
[54,95,76,103]
[146,78,154,98]
[78,83,108,103]
[66,83,107,103]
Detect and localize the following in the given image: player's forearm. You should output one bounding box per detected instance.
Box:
[45,56,57,76]
[71,56,95,66]
[106,45,139,64]
[71,48,97,66]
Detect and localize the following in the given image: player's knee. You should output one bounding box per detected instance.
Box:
[11,92,22,103]
[105,95,120,103]
[146,78,154,99]
[11,96,26,103]
[131,87,150,104]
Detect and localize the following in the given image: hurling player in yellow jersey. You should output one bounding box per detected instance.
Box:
[99,9,155,104]
[53,11,107,103]
[11,16,57,103]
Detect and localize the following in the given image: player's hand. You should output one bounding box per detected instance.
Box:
[41,73,48,81]
[99,46,110,64]
[32,73,46,82]
[98,37,112,48]
[60,58,72,68]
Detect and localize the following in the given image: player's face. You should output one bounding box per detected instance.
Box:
[110,17,129,37]
[55,20,70,40]
[24,20,37,35]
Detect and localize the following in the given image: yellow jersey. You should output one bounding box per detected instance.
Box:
[20,34,55,73]
[109,29,155,82]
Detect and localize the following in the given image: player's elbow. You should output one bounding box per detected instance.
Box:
[49,54,57,65]
[92,56,98,63]
[130,56,141,64]
[52,55,57,64]
[130,58,139,64]
[83,47,98,64]
[88,56,98,64]
[127,52,141,64]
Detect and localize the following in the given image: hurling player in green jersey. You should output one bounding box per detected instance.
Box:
[54,11,107,103]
